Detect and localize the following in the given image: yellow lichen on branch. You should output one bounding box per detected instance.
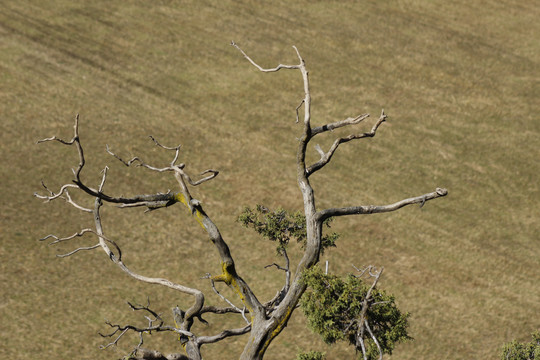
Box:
[212,261,253,315]
[212,261,235,285]
[259,305,294,357]
[173,192,205,229]
[174,192,188,206]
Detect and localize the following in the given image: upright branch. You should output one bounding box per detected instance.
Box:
[231,43,447,359]
[353,266,385,360]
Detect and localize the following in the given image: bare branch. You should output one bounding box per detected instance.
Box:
[317,188,448,222]
[182,169,219,186]
[36,115,164,206]
[314,144,325,158]
[56,244,100,258]
[91,197,205,325]
[103,139,217,213]
[99,326,130,349]
[264,263,288,272]
[36,118,214,211]
[352,265,383,279]
[36,114,81,146]
[149,135,181,151]
[199,305,244,315]
[231,41,301,72]
[295,99,305,123]
[312,113,370,136]
[106,135,188,174]
[40,228,96,245]
[100,301,193,354]
[42,225,123,261]
[207,277,250,325]
[359,335,368,360]
[98,166,108,192]
[264,249,291,310]
[365,320,383,360]
[106,144,145,167]
[353,266,384,360]
[36,47,447,360]
[34,181,92,212]
[196,324,251,345]
[34,181,80,201]
[38,114,87,184]
[63,189,93,212]
[106,144,176,173]
[306,110,387,177]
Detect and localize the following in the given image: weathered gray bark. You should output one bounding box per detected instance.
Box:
[230,43,447,359]
[35,44,447,360]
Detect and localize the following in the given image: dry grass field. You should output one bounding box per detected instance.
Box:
[1,1,538,359]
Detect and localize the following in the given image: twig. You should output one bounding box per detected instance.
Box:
[208,278,250,325]
[231,41,301,72]
[56,244,100,258]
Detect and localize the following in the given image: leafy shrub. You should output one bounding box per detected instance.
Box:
[301,266,411,360]
[500,331,540,360]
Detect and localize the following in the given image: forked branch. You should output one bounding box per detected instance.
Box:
[100,300,193,358]
[307,110,387,177]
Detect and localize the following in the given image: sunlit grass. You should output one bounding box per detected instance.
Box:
[1,1,538,359]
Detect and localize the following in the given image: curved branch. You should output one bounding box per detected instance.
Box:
[183,169,220,186]
[40,228,96,245]
[38,114,87,182]
[317,188,448,222]
[107,135,185,171]
[92,197,205,327]
[34,182,83,204]
[231,41,301,72]
[106,144,176,172]
[56,244,100,257]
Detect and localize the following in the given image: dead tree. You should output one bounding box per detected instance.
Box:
[35,43,447,360]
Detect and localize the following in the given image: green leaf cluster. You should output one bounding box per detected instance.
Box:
[300,266,411,360]
[500,331,540,360]
[237,205,338,254]
[295,350,326,360]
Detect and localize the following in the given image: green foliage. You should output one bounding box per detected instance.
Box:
[295,350,326,360]
[500,331,540,360]
[238,205,338,254]
[300,266,411,360]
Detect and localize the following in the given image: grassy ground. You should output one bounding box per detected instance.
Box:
[1,1,538,359]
